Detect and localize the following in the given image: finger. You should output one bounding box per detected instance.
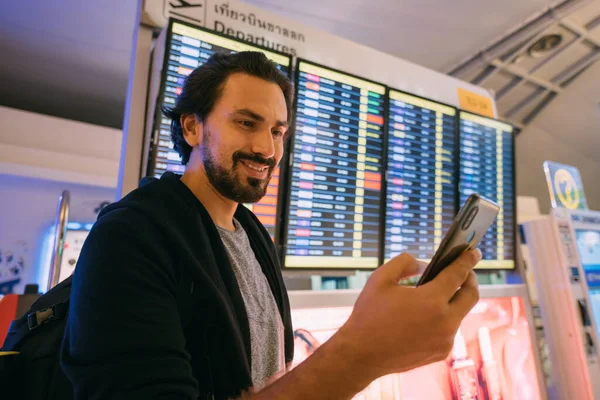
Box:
[415,260,428,276]
[426,249,481,299]
[449,271,479,318]
[373,253,420,284]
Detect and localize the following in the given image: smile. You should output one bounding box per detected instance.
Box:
[240,160,269,172]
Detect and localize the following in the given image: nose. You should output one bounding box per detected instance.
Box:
[251,128,275,159]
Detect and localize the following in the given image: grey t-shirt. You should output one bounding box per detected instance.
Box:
[217,219,285,389]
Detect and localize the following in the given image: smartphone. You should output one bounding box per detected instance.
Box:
[416,194,500,286]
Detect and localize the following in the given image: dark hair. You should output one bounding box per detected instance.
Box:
[161,51,294,165]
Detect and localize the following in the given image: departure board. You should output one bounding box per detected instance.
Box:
[151,19,291,239]
[243,166,281,240]
[459,111,515,269]
[384,91,457,262]
[284,60,386,269]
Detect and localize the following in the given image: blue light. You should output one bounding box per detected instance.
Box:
[37,225,55,293]
[67,222,82,230]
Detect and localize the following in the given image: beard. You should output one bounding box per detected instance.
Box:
[200,133,276,204]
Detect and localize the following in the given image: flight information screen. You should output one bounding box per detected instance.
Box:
[384,91,457,262]
[284,61,386,269]
[152,20,291,239]
[459,111,515,269]
[243,167,281,241]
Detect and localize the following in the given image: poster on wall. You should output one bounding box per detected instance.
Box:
[0,239,27,294]
[292,297,542,400]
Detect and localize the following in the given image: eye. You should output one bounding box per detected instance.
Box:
[238,120,255,129]
[272,130,284,138]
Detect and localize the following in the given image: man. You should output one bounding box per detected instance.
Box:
[61,51,481,399]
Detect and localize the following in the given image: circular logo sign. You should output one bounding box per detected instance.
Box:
[554,169,580,209]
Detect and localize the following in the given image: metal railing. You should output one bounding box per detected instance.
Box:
[47,190,70,290]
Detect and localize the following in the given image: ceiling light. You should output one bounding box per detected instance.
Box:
[527,34,563,58]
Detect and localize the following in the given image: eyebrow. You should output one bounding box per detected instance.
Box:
[233,108,289,128]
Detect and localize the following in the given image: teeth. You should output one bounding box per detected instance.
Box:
[244,161,267,172]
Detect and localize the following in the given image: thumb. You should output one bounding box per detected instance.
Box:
[374,253,422,284]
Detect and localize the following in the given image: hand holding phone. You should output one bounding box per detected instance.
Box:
[416,194,500,286]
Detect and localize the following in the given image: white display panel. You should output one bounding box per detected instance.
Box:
[576,230,600,330]
[58,229,90,283]
[523,210,600,400]
[39,223,92,291]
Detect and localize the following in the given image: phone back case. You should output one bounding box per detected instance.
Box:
[416,194,500,286]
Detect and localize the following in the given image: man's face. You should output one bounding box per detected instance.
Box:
[193,73,288,203]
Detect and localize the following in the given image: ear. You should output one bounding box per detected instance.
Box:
[181,114,203,147]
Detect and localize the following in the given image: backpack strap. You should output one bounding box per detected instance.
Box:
[2,300,69,351]
[27,301,69,330]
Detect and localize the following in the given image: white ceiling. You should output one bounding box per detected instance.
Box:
[244,0,566,71]
[531,60,600,159]
[0,0,597,166]
[0,0,138,128]
[448,0,600,126]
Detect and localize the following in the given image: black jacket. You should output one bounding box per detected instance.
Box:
[60,173,293,400]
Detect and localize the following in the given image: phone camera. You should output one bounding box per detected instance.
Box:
[461,206,479,230]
